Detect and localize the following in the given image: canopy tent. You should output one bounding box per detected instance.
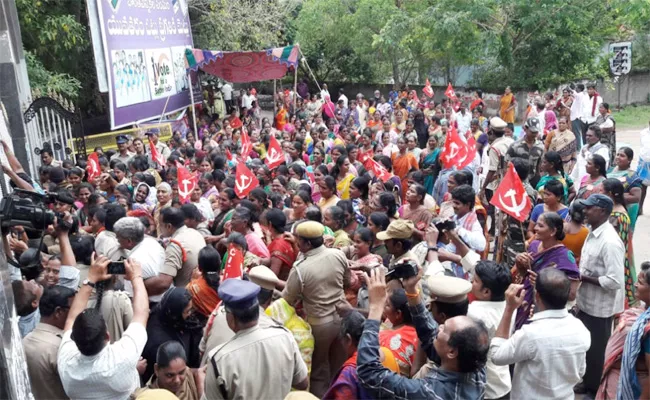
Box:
[184,45,300,83]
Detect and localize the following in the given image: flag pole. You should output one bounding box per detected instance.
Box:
[519,221,529,252]
[293,44,299,114]
[187,71,199,138]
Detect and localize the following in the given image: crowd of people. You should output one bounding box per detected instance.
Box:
[4,81,650,400]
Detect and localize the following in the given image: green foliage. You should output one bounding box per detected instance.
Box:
[25,51,82,99]
[294,0,625,90]
[612,105,650,129]
[189,0,301,52]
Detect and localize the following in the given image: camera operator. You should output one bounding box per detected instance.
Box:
[357,267,489,398]
[57,255,149,399]
[376,220,420,270]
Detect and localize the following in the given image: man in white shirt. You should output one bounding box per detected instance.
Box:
[450,185,486,253]
[337,88,348,108]
[113,217,166,303]
[58,256,149,400]
[242,88,255,111]
[581,84,603,143]
[570,84,587,149]
[221,82,233,113]
[320,83,330,102]
[490,268,591,400]
[456,105,473,136]
[570,125,610,184]
[575,193,624,396]
[467,261,514,400]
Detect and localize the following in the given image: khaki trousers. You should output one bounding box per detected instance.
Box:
[308,317,345,397]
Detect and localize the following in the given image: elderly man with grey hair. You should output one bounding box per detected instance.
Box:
[113,217,166,303]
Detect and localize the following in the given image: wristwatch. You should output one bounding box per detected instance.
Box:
[82,279,96,288]
[427,246,439,253]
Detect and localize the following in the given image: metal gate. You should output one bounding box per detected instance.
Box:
[22,90,84,178]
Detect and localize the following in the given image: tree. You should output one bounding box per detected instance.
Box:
[189,0,301,51]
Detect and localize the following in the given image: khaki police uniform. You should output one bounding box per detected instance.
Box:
[282,221,348,397]
[23,323,69,399]
[203,324,308,400]
[160,225,206,287]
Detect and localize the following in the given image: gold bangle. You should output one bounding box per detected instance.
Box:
[405,289,420,299]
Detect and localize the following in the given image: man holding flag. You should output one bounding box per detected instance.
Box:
[145,128,170,163]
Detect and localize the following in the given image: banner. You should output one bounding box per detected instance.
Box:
[95,0,197,129]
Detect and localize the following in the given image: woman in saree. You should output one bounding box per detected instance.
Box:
[608,146,643,229]
[153,182,172,236]
[391,137,419,202]
[345,228,384,307]
[598,261,650,400]
[332,155,355,200]
[186,246,221,321]
[576,154,608,200]
[545,117,577,174]
[544,109,558,132]
[398,184,433,241]
[420,135,440,196]
[349,176,370,226]
[514,212,580,330]
[275,103,289,131]
[603,178,637,309]
[207,188,237,244]
[379,288,418,377]
[262,209,296,286]
[535,151,576,204]
[499,86,516,124]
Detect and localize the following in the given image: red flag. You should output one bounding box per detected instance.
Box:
[225,148,234,162]
[363,157,392,183]
[440,127,469,169]
[458,135,477,170]
[265,135,284,169]
[358,149,374,165]
[177,165,198,203]
[490,162,533,222]
[149,138,165,166]
[306,166,315,184]
[241,127,252,158]
[234,162,259,198]
[423,79,434,98]
[223,243,244,281]
[445,83,457,99]
[86,152,101,181]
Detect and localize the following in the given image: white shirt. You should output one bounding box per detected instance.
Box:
[457,112,472,136]
[320,88,330,101]
[577,221,625,317]
[94,230,121,259]
[570,143,610,185]
[468,300,514,399]
[242,94,255,110]
[453,212,486,252]
[58,322,147,400]
[582,94,603,124]
[221,83,233,101]
[338,94,348,108]
[124,236,166,302]
[570,91,586,121]
[490,308,591,400]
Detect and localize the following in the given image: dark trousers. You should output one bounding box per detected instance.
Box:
[486,189,495,235]
[571,119,585,150]
[577,310,613,393]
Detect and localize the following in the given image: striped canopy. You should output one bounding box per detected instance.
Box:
[185,45,299,83]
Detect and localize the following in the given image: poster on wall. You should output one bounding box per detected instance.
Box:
[111,49,151,108]
[95,0,196,129]
[145,48,177,100]
[171,46,191,93]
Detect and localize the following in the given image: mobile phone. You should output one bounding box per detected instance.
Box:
[107,260,126,275]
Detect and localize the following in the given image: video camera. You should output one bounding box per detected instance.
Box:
[385,260,419,281]
[0,189,67,231]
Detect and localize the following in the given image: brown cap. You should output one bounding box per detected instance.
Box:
[248,266,279,291]
[295,221,324,239]
[376,220,415,241]
[425,275,472,303]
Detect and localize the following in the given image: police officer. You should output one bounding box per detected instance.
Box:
[282,221,348,397]
[110,134,134,164]
[203,279,308,400]
[199,266,280,366]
